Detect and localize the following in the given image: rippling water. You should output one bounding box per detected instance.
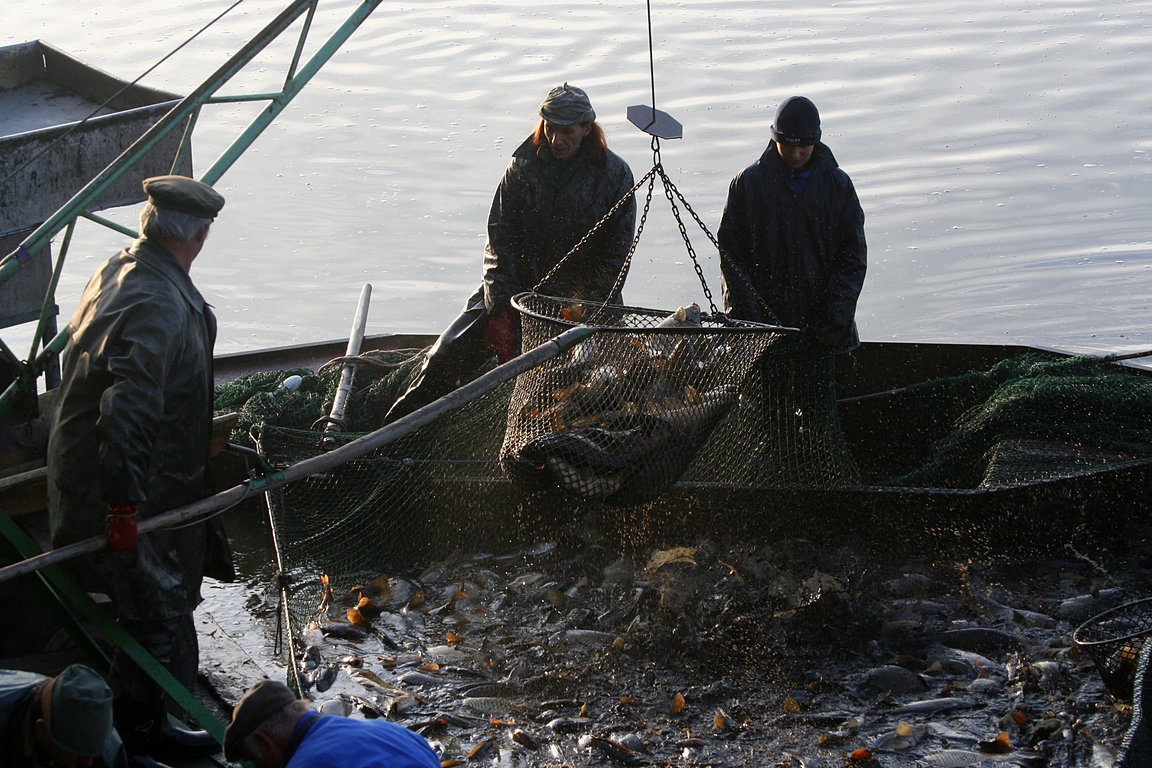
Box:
[7,0,1151,359]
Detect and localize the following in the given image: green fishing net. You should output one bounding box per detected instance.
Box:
[213,326,1152,642]
[886,353,1152,488]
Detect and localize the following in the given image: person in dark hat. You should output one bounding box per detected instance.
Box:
[222,679,440,768]
[46,175,235,765]
[0,663,126,767]
[716,96,867,486]
[384,82,637,423]
[717,95,866,354]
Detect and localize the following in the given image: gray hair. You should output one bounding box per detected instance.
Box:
[242,699,312,757]
[139,201,213,243]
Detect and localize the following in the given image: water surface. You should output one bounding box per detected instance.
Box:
[6,0,1150,360]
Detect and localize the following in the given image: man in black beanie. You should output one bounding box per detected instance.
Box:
[717,95,866,354]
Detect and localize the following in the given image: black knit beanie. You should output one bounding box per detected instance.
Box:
[771,96,821,145]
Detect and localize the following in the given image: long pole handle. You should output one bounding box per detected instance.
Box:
[0,325,595,585]
[324,283,372,438]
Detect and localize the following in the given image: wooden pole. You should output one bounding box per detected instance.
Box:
[0,325,595,585]
[323,283,372,442]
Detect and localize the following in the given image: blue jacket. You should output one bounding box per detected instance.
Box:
[718,141,866,353]
[286,712,441,768]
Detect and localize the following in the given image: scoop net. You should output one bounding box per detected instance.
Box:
[501,293,803,505]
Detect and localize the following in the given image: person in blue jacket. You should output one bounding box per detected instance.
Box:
[717,95,866,354]
[223,680,441,768]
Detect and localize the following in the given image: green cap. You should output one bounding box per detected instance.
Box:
[45,664,115,756]
[223,679,299,761]
[142,175,226,220]
[538,83,596,125]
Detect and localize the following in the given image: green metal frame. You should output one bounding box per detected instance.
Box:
[0,0,385,741]
[0,0,384,417]
[0,512,226,739]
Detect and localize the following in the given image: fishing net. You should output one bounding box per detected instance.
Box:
[213,313,1152,688]
[499,293,828,505]
[215,297,861,647]
[213,349,431,446]
[885,352,1152,488]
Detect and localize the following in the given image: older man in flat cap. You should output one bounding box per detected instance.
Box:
[385,82,637,423]
[222,679,440,768]
[47,175,234,765]
[0,663,126,767]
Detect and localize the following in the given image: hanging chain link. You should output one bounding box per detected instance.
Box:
[587,170,658,325]
[654,163,717,316]
[533,135,777,327]
[532,164,657,304]
[657,160,776,325]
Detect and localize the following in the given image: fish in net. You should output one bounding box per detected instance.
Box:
[499,293,790,505]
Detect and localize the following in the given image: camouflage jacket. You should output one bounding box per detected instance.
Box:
[473,135,637,313]
[47,238,233,621]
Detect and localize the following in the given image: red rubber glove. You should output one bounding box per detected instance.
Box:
[481,308,517,363]
[105,504,138,551]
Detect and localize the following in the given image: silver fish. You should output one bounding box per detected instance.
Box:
[656,303,702,328]
[545,456,623,498]
[658,388,739,437]
[892,698,975,715]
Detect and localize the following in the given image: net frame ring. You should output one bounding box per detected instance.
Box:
[1073,596,1152,700]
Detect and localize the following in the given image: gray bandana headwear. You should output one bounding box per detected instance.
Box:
[538,83,596,125]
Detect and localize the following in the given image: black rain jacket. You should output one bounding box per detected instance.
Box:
[718,141,866,353]
[472,135,636,313]
[47,238,233,621]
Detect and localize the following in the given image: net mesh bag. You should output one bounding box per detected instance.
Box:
[499,293,861,504]
[254,380,520,610]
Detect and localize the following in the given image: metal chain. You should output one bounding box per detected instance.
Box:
[533,134,777,326]
[658,156,777,325]
[587,172,658,325]
[532,164,658,298]
[655,163,717,316]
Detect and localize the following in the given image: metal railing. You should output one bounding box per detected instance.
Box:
[0,0,385,417]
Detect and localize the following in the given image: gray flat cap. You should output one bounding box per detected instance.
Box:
[143,175,226,220]
[223,679,298,761]
[538,83,596,125]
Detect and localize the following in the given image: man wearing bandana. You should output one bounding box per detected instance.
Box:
[385,83,636,423]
